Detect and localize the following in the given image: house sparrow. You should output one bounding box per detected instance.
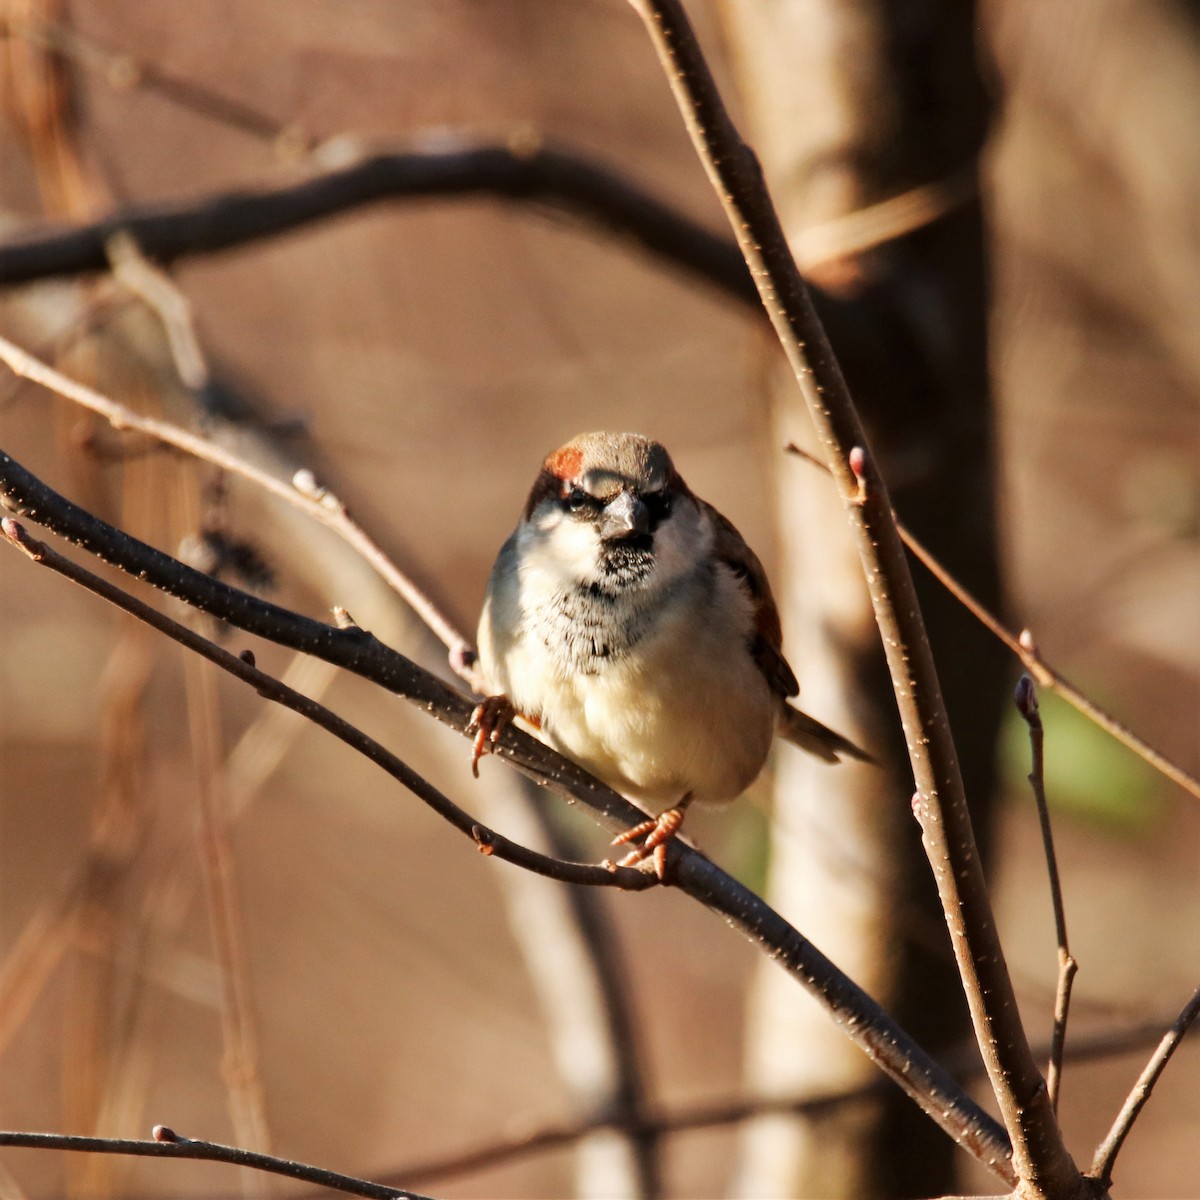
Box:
[472,431,871,875]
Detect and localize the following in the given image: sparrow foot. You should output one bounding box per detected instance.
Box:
[612,804,689,880]
[467,694,515,777]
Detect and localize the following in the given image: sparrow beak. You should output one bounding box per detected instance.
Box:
[600,491,651,542]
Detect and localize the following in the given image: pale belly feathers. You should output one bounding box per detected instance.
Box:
[480,545,777,810]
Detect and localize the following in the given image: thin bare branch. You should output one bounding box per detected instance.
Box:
[9,16,300,147]
[785,443,1200,804]
[790,165,978,271]
[1015,676,1077,1113]
[0,334,477,680]
[0,450,1016,1180]
[0,515,653,892]
[0,1127,428,1200]
[626,2,1079,1194]
[1090,987,1200,1187]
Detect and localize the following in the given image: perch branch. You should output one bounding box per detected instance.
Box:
[1089,987,1200,1187]
[1015,676,1076,1112]
[0,1127,426,1200]
[0,450,1016,1181]
[626,1,1079,1194]
[0,516,652,891]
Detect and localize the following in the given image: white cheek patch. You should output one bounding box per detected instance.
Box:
[520,509,601,591]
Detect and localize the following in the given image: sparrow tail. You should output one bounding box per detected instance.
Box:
[779,704,877,766]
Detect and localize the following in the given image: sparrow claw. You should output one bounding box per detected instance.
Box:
[467,695,515,777]
[612,805,688,880]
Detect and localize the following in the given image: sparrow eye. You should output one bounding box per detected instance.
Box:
[563,486,596,513]
[641,490,673,526]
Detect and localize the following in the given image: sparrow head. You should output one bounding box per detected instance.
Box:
[519,432,706,589]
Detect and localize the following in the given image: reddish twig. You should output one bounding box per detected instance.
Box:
[786,443,1200,805]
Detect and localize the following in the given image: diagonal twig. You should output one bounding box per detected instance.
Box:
[0,333,477,680]
[625,1,1081,1194]
[1089,986,1200,1187]
[785,443,1200,804]
[9,16,299,147]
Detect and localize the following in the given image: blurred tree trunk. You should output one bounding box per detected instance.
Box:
[718,3,1007,1196]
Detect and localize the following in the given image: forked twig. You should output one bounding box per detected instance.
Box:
[1016,676,1077,1112]
[1089,986,1200,1187]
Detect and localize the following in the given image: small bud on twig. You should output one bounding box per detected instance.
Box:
[332,606,360,631]
[1,517,46,561]
[848,446,869,505]
[1014,673,1040,722]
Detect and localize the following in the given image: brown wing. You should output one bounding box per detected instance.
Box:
[699,498,799,700]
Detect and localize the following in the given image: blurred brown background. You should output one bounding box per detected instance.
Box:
[0,2,1196,1197]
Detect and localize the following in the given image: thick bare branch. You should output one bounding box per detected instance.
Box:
[0,141,755,306]
[625,1,1081,1194]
